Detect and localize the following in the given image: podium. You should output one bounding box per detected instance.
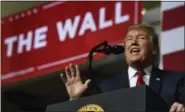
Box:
[46,86,169,112]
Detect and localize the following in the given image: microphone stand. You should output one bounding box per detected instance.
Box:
[87,40,124,94]
[87,41,109,94]
[88,41,108,71]
[88,41,124,71]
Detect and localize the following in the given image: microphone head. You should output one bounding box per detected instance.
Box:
[102,45,112,55]
[94,44,124,55]
[111,45,124,54]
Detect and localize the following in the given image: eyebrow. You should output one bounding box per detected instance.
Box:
[127,34,146,36]
[126,34,147,37]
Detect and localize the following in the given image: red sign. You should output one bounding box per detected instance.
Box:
[1,1,142,85]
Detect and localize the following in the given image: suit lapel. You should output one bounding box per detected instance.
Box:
[149,67,162,94]
[108,67,130,89]
[105,71,130,90]
[120,70,130,88]
[97,68,129,92]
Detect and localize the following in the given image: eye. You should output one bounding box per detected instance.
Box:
[138,35,145,40]
[126,36,132,41]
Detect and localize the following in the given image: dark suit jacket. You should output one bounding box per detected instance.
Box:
[94,67,185,106]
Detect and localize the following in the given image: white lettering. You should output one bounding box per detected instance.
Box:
[99,7,113,29]
[4,36,17,57]
[57,16,80,42]
[34,26,48,49]
[17,31,32,54]
[4,26,48,57]
[115,2,130,24]
[79,12,97,36]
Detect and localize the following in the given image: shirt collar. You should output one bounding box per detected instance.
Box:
[128,65,153,80]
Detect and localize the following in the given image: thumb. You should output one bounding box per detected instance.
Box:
[84,79,91,88]
[170,103,177,112]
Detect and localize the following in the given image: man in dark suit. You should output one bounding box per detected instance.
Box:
[60,24,185,112]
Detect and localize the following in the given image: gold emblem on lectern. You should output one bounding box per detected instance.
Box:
[77,104,104,112]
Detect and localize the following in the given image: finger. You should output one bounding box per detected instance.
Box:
[84,79,91,88]
[69,63,75,77]
[182,107,185,112]
[75,64,80,78]
[176,104,184,112]
[170,103,177,112]
[65,66,71,80]
[60,73,67,83]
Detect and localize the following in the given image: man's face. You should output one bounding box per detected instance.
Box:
[124,28,155,67]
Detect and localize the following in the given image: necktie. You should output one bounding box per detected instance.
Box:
[136,71,145,86]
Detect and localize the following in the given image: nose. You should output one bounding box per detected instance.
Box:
[130,37,138,46]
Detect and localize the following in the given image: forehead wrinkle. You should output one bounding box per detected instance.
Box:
[127,28,147,36]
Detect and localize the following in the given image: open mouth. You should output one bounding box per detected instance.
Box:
[130,48,140,55]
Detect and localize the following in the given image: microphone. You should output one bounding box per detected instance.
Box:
[88,40,124,70]
[111,45,124,54]
[95,44,124,55]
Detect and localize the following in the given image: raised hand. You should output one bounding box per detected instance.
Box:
[170,102,184,112]
[60,63,91,99]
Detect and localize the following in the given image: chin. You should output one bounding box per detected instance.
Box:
[130,60,142,64]
[130,56,142,62]
[127,57,143,65]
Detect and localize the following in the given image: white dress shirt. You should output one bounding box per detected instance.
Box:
[128,65,152,87]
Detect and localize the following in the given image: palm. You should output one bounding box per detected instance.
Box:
[66,79,87,98]
[60,64,91,99]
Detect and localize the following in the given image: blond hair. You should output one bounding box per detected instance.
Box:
[127,24,160,66]
[127,24,159,46]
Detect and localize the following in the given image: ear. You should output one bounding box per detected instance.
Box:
[152,46,158,55]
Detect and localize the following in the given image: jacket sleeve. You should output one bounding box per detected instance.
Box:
[176,73,185,105]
